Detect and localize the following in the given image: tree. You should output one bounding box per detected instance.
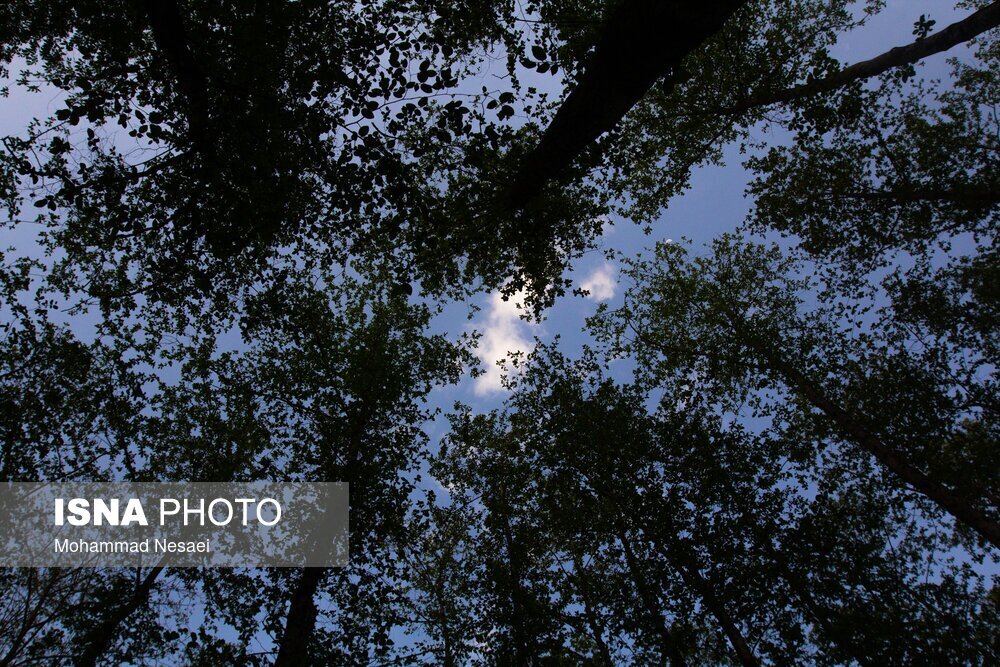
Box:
[0,0,544,309]
[440,342,998,665]
[221,271,466,664]
[591,236,998,547]
[438,347,775,664]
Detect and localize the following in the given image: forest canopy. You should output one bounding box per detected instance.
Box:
[0,0,997,664]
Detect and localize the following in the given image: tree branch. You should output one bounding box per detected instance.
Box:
[724,1,1000,114]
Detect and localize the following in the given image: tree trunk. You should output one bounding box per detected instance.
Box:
[273,390,372,663]
[594,474,757,664]
[74,566,164,667]
[792,580,875,667]
[744,510,877,667]
[617,529,687,667]
[573,553,615,666]
[652,543,760,667]
[492,487,535,666]
[728,311,1000,548]
[770,347,998,547]
[435,572,456,667]
[141,0,210,149]
[273,567,327,667]
[506,0,748,209]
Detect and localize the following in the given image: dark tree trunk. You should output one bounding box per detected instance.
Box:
[752,514,875,665]
[653,544,760,667]
[766,345,999,547]
[595,476,756,665]
[273,393,370,664]
[791,580,875,667]
[727,311,1000,548]
[273,567,327,667]
[74,566,164,667]
[492,487,535,666]
[141,0,211,149]
[617,529,687,667]
[573,553,615,666]
[506,0,748,209]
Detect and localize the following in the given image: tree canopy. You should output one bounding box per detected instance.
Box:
[0,0,997,664]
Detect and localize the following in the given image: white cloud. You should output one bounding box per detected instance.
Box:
[473,290,535,395]
[580,262,617,301]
